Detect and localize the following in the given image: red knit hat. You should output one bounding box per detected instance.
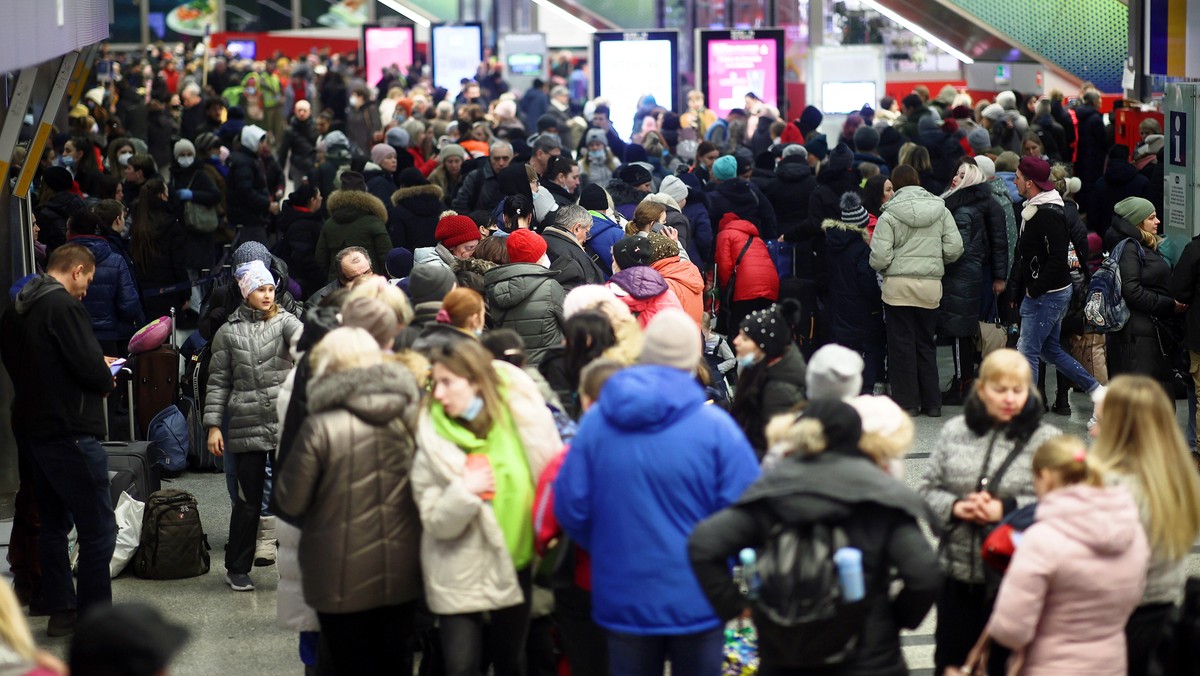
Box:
[506,229,548,264]
[435,215,480,248]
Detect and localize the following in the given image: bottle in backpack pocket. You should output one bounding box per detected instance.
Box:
[740,547,760,600]
[832,547,864,602]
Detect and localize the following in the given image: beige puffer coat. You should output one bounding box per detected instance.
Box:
[275,362,424,614]
[411,360,562,615]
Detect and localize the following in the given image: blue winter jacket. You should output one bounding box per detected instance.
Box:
[69,234,145,342]
[585,211,624,279]
[554,365,760,635]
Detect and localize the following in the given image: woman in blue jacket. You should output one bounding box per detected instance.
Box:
[66,207,144,355]
[579,183,625,278]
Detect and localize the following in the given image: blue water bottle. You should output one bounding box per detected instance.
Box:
[833,547,865,602]
[739,548,760,600]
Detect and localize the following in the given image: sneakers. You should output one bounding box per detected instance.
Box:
[47,610,77,637]
[226,572,255,592]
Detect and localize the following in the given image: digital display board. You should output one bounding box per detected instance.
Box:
[592,31,680,141]
[362,25,415,91]
[822,81,877,114]
[431,24,484,92]
[697,29,785,119]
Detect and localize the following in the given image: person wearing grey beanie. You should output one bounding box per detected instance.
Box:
[852,126,890,176]
[806,344,864,400]
[968,128,993,155]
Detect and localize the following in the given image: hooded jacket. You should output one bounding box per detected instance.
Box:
[275,363,424,614]
[707,179,778,240]
[35,191,85,253]
[715,217,780,304]
[939,183,1010,337]
[606,266,683,328]
[554,365,761,635]
[278,115,318,177]
[764,157,816,243]
[389,183,445,250]
[807,167,863,255]
[543,224,606,291]
[689,404,940,674]
[315,189,392,280]
[1104,216,1177,383]
[869,186,963,307]
[1089,158,1153,237]
[823,218,883,346]
[607,179,647,221]
[225,139,272,231]
[203,303,303,453]
[585,211,623,276]
[651,255,705,325]
[69,234,145,342]
[427,164,464,208]
[484,263,566,365]
[988,484,1148,674]
[452,160,505,214]
[0,274,115,441]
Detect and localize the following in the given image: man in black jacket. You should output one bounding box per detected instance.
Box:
[0,244,116,636]
[277,100,318,188]
[451,140,513,214]
[226,125,278,245]
[544,204,606,291]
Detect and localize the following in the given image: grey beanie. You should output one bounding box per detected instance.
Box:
[806,344,864,401]
[232,241,273,269]
[968,128,992,153]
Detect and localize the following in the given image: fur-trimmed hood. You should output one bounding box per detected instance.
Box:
[963,387,1045,441]
[821,217,870,254]
[327,189,389,224]
[391,183,444,205]
[306,362,421,426]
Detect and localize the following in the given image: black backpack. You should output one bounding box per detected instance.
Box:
[753,521,869,667]
[133,489,211,580]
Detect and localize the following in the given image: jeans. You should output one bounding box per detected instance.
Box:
[29,435,116,613]
[226,451,267,574]
[1017,287,1098,393]
[439,567,533,676]
[316,602,417,675]
[606,627,725,676]
[884,304,941,410]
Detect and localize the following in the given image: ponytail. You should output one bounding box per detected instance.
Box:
[1033,434,1104,487]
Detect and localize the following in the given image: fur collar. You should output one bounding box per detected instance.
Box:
[942,182,991,211]
[327,189,388,222]
[821,217,868,239]
[963,388,1045,441]
[307,362,421,426]
[391,183,444,205]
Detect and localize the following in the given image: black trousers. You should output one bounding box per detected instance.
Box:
[1126,602,1173,676]
[885,304,940,410]
[554,583,610,676]
[439,567,533,676]
[933,577,1010,676]
[317,602,417,675]
[225,450,267,574]
[950,335,979,383]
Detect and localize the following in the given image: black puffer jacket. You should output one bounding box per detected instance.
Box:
[35,191,85,254]
[939,183,1009,337]
[824,218,883,346]
[689,401,940,675]
[169,161,223,271]
[390,183,446,249]
[707,179,777,240]
[1088,159,1152,238]
[134,202,189,320]
[274,203,326,300]
[807,168,862,234]
[765,157,816,242]
[1104,215,1178,388]
[226,145,272,235]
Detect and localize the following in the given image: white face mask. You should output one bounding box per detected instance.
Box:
[118,152,133,166]
[350,96,362,108]
[177,156,194,168]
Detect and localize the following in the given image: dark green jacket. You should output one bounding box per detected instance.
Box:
[315,189,392,280]
[484,263,565,366]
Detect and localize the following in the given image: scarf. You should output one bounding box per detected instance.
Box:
[1019,188,1064,233]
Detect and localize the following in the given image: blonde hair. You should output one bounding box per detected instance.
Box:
[309,327,384,380]
[346,274,414,326]
[0,584,35,663]
[977,348,1032,388]
[766,413,826,457]
[1091,375,1200,559]
[942,162,985,197]
[1033,434,1103,487]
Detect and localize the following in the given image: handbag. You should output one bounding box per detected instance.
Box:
[182,174,219,234]
[943,630,1024,676]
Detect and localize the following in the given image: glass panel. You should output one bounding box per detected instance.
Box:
[730,0,768,28]
[109,0,142,43]
[225,0,294,31]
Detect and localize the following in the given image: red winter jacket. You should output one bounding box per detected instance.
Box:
[715,214,780,303]
[534,446,592,591]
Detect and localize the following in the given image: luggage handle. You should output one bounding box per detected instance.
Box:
[101,367,136,442]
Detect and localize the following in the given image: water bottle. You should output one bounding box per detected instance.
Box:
[739,548,760,600]
[833,547,865,602]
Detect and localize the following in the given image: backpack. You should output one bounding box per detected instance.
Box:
[146,405,189,477]
[133,489,211,580]
[752,522,869,667]
[1084,238,1143,333]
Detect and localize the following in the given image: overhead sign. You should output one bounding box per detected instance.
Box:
[592,31,680,141]
[431,23,483,92]
[1171,110,1188,167]
[697,29,785,119]
[362,25,415,91]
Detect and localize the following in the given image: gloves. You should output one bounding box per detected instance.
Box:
[176,189,193,201]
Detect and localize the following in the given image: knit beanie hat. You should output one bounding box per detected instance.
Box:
[435,214,480,248]
[438,144,467,162]
[996,90,1017,110]
[173,139,196,159]
[340,296,395,348]
[827,143,854,172]
[385,247,414,279]
[612,235,653,270]
[918,116,940,134]
[397,167,427,188]
[408,264,456,305]
[338,171,367,192]
[236,260,274,299]
[798,105,824,135]
[617,163,653,187]
[43,166,73,192]
[852,125,880,152]
[623,144,649,164]
[712,155,737,181]
[839,192,869,229]
[371,143,396,166]
[646,233,677,262]
[804,137,829,160]
[781,144,808,160]
[1115,197,1155,227]
[386,126,410,148]
[806,344,864,401]
[968,128,992,154]
[639,308,702,373]
[740,304,792,359]
[584,128,608,147]
[232,241,273,269]
[1108,144,1131,162]
[659,175,689,205]
[973,155,996,179]
[506,228,548,264]
[579,183,610,211]
[981,103,1005,121]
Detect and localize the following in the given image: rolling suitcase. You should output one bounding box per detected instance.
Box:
[102,441,161,503]
[108,469,137,507]
[131,309,181,440]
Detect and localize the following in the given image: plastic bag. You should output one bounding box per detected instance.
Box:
[724,619,759,675]
[111,491,145,577]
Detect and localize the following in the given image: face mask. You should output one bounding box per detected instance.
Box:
[461,396,484,421]
[588,149,606,162]
[177,156,194,168]
[60,155,75,168]
[473,328,483,337]
[350,96,362,107]
[737,354,759,369]
[394,111,407,123]
[118,152,133,166]
[245,86,257,96]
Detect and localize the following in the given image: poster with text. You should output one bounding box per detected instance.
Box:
[432,25,483,92]
[706,38,778,118]
[364,26,415,90]
[596,38,676,140]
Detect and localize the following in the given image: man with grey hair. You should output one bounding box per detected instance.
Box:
[452,140,513,213]
[543,203,605,290]
[306,246,373,307]
[180,81,206,141]
[530,133,563,177]
[278,100,318,186]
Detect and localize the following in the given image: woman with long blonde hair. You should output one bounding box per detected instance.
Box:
[1091,374,1200,676]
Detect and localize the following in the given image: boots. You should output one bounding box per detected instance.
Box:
[1052,387,1072,415]
[941,377,973,406]
[254,515,277,567]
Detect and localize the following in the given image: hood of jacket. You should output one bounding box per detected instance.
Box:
[722,218,761,239]
[14,274,66,315]
[606,179,646,207]
[596,365,706,432]
[1105,213,1146,250]
[1035,484,1141,556]
[589,211,622,238]
[768,344,807,385]
[651,257,703,293]
[942,182,994,212]
[713,179,761,210]
[391,183,444,212]
[1103,159,1141,186]
[879,185,945,230]
[821,218,869,253]
[69,235,113,264]
[484,263,560,310]
[773,157,812,183]
[816,167,862,193]
[306,362,420,426]
[327,189,388,224]
[608,266,669,299]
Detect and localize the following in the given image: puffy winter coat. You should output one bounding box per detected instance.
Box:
[543,225,606,292]
[168,162,222,271]
[452,161,505,214]
[363,168,397,211]
[203,304,302,453]
[823,218,883,346]
[682,198,714,266]
[274,203,325,300]
[278,116,318,178]
[715,218,779,303]
[988,484,1148,675]
[412,361,561,615]
[554,365,760,635]
[939,183,1009,337]
[918,395,1060,584]
[484,263,566,366]
[68,235,145,342]
[315,189,393,280]
[765,157,816,242]
[585,211,624,276]
[133,202,189,320]
[651,256,704,325]
[390,183,446,250]
[1089,159,1153,237]
[707,179,777,240]
[606,266,683,329]
[427,165,464,208]
[807,167,862,235]
[1105,216,1177,387]
[869,186,963,282]
[275,362,424,614]
[225,145,271,231]
[35,191,85,253]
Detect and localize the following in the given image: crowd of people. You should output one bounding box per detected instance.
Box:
[3,39,1200,676]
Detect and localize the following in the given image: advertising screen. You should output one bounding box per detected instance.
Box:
[706,38,778,118]
[363,26,415,90]
[507,53,544,76]
[432,24,484,92]
[822,81,877,114]
[593,32,678,141]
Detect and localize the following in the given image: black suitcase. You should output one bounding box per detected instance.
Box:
[109,468,137,506]
[102,441,161,503]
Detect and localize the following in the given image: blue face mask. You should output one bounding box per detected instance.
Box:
[588,149,606,162]
[461,395,484,421]
[737,354,759,369]
[60,155,75,168]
